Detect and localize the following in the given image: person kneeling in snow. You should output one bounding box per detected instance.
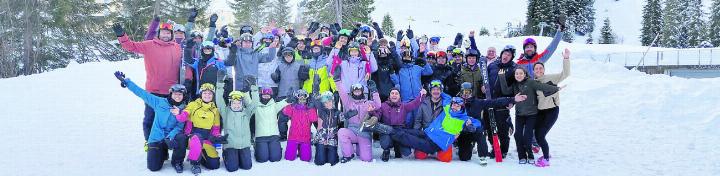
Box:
[282,89,318,162]
[114,71,187,172]
[175,83,227,175]
[216,73,258,172]
[363,95,527,163]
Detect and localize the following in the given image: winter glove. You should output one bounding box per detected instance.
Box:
[229,43,238,54]
[415,58,426,67]
[286,88,297,104]
[244,75,257,87]
[342,110,358,120]
[454,33,463,46]
[187,8,198,22]
[271,68,281,83]
[367,80,377,94]
[372,22,384,38]
[556,14,567,32]
[396,30,404,40]
[220,25,229,38]
[209,13,218,28]
[333,23,341,32]
[308,22,320,34]
[114,71,127,88]
[210,134,229,144]
[185,38,196,49]
[389,41,396,49]
[112,23,125,37]
[165,138,178,149]
[298,65,310,81]
[332,67,342,82]
[406,29,414,39]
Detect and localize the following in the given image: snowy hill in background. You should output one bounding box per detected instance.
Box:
[2,35,720,175]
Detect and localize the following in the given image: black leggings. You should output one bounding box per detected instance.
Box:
[535,107,559,159]
[514,115,537,160]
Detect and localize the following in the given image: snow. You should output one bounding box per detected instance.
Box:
[2,37,720,175]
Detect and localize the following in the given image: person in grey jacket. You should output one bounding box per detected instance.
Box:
[225,33,279,91]
[498,67,560,164]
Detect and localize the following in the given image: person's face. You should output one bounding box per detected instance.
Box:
[201,91,214,103]
[455,56,464,63]
[525,44,536,56]
[389,90,401,103]
[352,89,363,96]
[437,57,447,65]
[297,42,306,50]
[323,100,334,109]
[203,48,213,54]
[171,92,184,103]
[312,46,322,54]
[501,52,513,63]
[431,41,438,46]
[462,89,472,99]
[467,56,477,65]
[431,87,441,99]
[534,64,545,78]
[349,49,359,57]
[321,28,330,33]
[487,48,497,59]
[160,30,174,42]
[515,69,526,82]
[193,37,202,43]
[284,54,294,62]
[339,36,348,44]
[362,32,370,38]
[451,103,462,111]
[297,96,307,104]
[230,100,243,111]
[241,40,253,48]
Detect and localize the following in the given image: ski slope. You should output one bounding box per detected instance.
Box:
[2,34,719,175]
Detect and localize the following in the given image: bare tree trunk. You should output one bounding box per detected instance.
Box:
[21,0,36,75]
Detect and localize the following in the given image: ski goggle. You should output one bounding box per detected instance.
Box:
[504,45,516,50]
[339,29,352,36]
[159,23,173,31]
[356,37,368,45]
[239,34,253,42]
[260,87,273,95]
[294,90,308,99]
[310,40,323,47]
[240,26,253,34]
[429,80,443,89]
[451,97,465,106]
[200,83,215,92]
[318,32,329,39]
[453,48,463,55]
[169,84,187,94]
[460,82,473,90]
[319,91,334,103]
[229,91,244,101]
[351,84,364,91]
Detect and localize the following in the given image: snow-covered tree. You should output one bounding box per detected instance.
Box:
[381,13,395,38]
[599,18,616,44]
[708,0,720,46]
[269,0,292,28]
[640,0,662,46]
[230,0,269,32]
[302,0,375,28]
[662,0,705,48]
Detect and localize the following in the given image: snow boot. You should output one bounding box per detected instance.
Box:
[479,157,488,166]
[534,156,550,167]
[381,150,390,162]
[340,155,355,163]
[173,163,184,173]
[190,161,201,175]
[519,159,527,164]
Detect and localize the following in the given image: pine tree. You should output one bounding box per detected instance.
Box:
[662,0,705,48]
[525,0,556,36]
[381,13,395,38]
[230,0,269,33]
[710,0,720,46]
[599,18,616,44]
[302,0,375,29]
[269,0,292,27]
[640,0,662,46]
[160,0,211,30]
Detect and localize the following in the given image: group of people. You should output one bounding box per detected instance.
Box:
[111,8,571,174]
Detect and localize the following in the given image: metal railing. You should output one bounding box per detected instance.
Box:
[603,48,719,68]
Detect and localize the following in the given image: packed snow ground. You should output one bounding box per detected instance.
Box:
[2,34,719,175]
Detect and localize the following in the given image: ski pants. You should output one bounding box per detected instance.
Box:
[285,140,312,162]
[457,130,490,161]
[514,114,537,160]
[223,147,252,172]
[535,107,559,159]
[338,128,373,162]
[314,144,339,166]
[143,93,168,141]
[146,134,186,171]
[255,135,283,163]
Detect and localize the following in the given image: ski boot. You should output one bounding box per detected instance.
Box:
[340,154,355,163]
[519,159,527,164]
[173,163,184,173]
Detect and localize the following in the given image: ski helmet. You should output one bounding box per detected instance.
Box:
[260,87,274,95]
[338,29,352,38]
[523,38,537,50]
[240,25,253,35]
[428,80,444,91]
[201,41,214,50]
[229,91,245,101]
[200,83,215,93]
[466,49,480,57]
[460,82,473,96]
[293,89,309,99]
[355,37,368,45]
[351,83,364,92]
[348,41,360,52]
[318,32,330,39]
[191,31,203,39]
[430,36,441,44]
[281,47,295,57]
[450,97,465,106]
[173,23,185,33]
[239,33,253,42]
[319,91,334,103]
[169,84,187,94]
[437,51,447,58]
[359,25,372,34]
[501,45,517,59]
